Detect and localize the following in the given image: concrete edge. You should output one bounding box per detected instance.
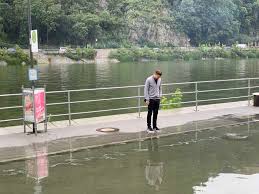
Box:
[0,100,250,136]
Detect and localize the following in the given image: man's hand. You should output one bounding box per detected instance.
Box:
[145,100,150,106]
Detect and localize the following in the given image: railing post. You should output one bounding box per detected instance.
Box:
[32,86,37,136]
[22,85,26,133]
[138,86,141,118]
[68,91,71,125]
[195,82,198,112]
[248,78,251,106]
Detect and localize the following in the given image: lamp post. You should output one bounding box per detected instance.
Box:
[28,0,33,67]
[27,0,36,133]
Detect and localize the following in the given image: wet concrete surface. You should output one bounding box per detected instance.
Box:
[0,101,259,162]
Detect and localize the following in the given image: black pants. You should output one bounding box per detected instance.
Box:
[147,99,160,128]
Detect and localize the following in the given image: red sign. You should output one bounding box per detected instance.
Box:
[34,90,46,123]
[23,88,46,123]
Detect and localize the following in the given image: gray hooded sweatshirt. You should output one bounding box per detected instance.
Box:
[144,76,162,101]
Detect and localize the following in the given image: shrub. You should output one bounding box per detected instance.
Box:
[0,46,31,65]
[14,46,30,63]
[109,46,259,62]
[198,45,230,59]
[246,51,257,58]
[109,48,135,61]
[161,88,183,110]
[65,52,81,61]
[231,46,245,58]
[81,47,97,59]
[65,47,97,60]
[189,50,203,60]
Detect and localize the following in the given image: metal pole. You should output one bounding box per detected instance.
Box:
[28,0,36,133]
[22,85,26,133]
[32,86,37,136]
[195,82,198,112]
[28,0,33,67]
[137,87,141,118]
[68,91,71,125]
[248,78,251,106]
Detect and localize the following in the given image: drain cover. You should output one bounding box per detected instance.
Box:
[96,127,120,133]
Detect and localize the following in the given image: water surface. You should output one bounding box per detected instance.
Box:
[1,59,259,125]
[0,118,259,194]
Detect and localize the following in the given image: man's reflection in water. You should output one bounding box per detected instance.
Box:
[145,138,164,191]
[25,142,49,194]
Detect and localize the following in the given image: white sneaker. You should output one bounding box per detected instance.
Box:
[154,127,160,133]
[147,127,155,134]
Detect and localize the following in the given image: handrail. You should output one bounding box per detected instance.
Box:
[1,77,259,96]
[0,77,258,125]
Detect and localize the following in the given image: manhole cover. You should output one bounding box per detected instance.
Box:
[96,127,120,133]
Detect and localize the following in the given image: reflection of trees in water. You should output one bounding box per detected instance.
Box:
[145,138,164,191]
[25,142,49,194]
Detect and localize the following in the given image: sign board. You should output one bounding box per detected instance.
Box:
[34,89,46,123]
[31,30,38,53]
[23,88,46,123]
[29,68,38,81]
[23,89,34,123]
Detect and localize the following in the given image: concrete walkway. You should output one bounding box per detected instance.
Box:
[1,101,259,149]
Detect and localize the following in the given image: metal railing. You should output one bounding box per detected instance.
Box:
[1,77,259,126]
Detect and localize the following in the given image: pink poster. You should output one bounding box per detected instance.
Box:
[34,89,46,123]
[23,88,46,123]
[24,90,34,122]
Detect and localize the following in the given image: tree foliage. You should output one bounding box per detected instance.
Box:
[0,0,258,47]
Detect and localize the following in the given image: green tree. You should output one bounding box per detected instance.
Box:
[235,0,257,34]
[70,13,101,46]
[176,0,202,45]
[0,2,7,41]
[176,0,240,45]
[0,16,4,41]
[0,0,258,47]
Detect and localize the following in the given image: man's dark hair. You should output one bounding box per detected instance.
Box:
[155,70,162,76]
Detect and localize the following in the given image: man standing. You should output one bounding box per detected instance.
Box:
[144,70,162,133]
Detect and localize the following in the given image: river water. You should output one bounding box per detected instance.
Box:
[1,59,259,193]
[1,59,259,92]
[0,59,259,125]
